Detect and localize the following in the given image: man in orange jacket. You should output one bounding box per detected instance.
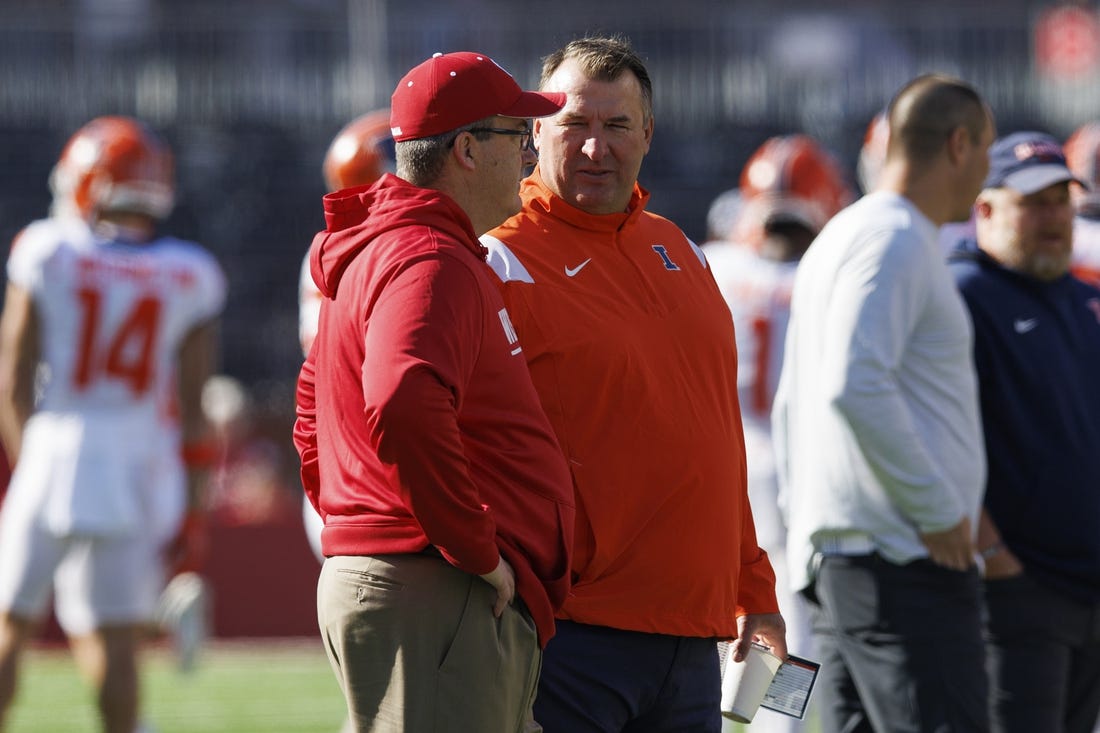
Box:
[484,36,786,732]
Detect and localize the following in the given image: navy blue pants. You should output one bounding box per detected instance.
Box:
[804,553,989,733]
[533,620,722,732]
[984,572,1100,733]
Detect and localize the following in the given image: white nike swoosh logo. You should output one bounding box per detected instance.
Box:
[1014,318,1038,334]
[564,259,592,277]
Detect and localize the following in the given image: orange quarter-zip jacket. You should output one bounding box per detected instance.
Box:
[482,170,778,638]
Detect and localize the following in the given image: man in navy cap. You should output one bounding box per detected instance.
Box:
[948,131,1100,733]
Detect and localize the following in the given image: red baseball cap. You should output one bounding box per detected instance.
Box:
[390,52,565,142]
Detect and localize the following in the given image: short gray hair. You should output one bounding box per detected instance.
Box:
[395,117,496,187]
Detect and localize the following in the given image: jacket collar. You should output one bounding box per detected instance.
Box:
[522,167,650,234]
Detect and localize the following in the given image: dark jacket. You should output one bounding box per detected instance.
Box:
[949,239,1100,602]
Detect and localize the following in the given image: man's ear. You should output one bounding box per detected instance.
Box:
[450,131,479,172]
[947,125,969,166]
[533,118,544,153]
[974,193,994,221]
[641,115,654,153]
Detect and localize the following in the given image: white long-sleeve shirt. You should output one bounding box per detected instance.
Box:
[773,192,985,592]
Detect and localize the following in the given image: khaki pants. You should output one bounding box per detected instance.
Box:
[318,553,542,733]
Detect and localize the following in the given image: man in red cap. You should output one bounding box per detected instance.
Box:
[293,51,575,732]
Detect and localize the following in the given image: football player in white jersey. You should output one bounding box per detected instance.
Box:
[705,135,852,733]
[298,109,392,565]
[0,116,226,733]
[1064,121,1100,288]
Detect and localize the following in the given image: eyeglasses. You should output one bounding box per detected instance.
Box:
[462,126,533,151]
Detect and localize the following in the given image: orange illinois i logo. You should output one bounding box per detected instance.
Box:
[498,308,522,355]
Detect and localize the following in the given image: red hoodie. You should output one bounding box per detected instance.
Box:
[294,174,575,646]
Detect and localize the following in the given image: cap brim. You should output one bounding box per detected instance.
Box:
[499,91,566,119]
[1001,165,1087,195]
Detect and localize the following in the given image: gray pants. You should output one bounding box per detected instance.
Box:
[317,553,541,733]
[805,553,989,733]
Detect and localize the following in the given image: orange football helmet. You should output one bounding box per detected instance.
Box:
[857,111,890,194]
[1065,121,1100,215]
[49,116,174,221]
[322,109,393,192]
[732,134,853,247]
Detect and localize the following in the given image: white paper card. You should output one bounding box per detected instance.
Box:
[759,654,820,719]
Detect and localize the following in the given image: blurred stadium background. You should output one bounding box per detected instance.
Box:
[4,1,1098,419]
[2,0,1099,729]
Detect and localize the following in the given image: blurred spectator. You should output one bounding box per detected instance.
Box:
[949,131,1100,733]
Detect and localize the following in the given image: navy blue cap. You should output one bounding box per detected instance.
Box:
[984,131,1087,195]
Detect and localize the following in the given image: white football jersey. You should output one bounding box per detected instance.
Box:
[704,240,797,437]
[8,218,226,420]
[5,217,226,535]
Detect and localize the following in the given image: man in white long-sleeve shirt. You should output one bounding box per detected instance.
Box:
[772,74,995,733]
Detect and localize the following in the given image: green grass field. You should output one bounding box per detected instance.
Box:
[6,639,347,733]
[7,638,809,732]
